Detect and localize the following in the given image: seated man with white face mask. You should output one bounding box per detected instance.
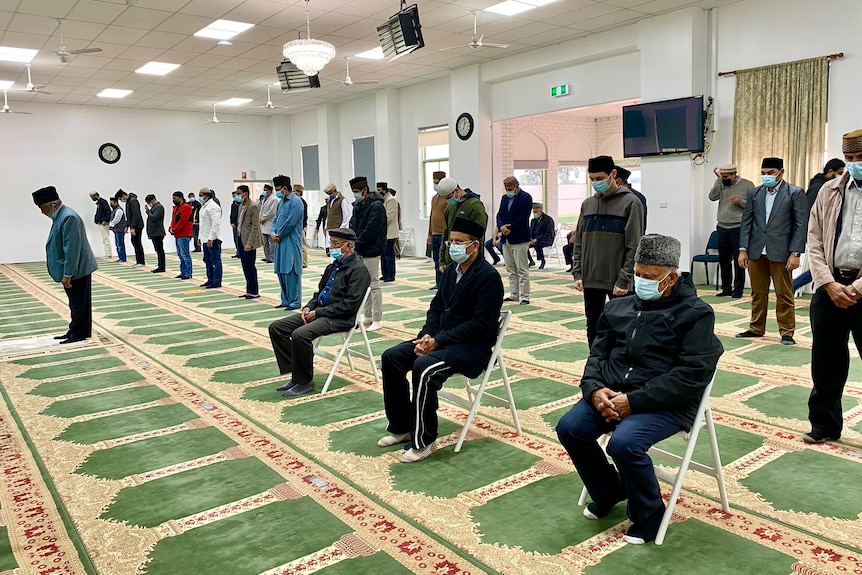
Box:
[556,234,723,545]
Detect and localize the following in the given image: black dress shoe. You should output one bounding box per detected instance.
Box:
[538,261,546,269]
[200,282,212,288]
[54,332,70,340]
[244,294,260,299]
[276,380,295,392]
[175,274,184,279]
[565,266,573,273]
[179,275,191,280]
[152,268,166,273]
[802,431,840,444]
[59,335,87,345]
[283,382,314,397]
[274,304,287,308]
[205,284,221,289]
[735,330,763,338]
[715,290,733,297]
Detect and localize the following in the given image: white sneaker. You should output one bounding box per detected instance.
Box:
[133,263,145,268]
[400,441,437,463]
[622,534,647,545]
[377,432,410,447]
[366,321,383,332]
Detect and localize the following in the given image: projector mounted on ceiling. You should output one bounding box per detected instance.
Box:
[376,2,423,61]
[276,60,321,92]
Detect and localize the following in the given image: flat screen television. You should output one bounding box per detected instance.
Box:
[622,96,704,157]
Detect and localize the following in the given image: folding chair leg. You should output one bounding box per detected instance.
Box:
[705,408,730,512]
[321,335,350,394]
[655,425,702,546]
[454,375,491,453]
[361,329,379,382]
[577,433,609,506]
[499,359,521,434]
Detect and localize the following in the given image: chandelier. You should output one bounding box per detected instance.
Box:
[283,0,335,76]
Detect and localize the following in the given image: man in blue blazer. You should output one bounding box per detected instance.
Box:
[494,175,533,304]
[738,157,809,345]
[33,186,98,344]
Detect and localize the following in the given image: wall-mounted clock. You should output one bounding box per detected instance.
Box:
[456,112,474,141]
[99,142,121,164]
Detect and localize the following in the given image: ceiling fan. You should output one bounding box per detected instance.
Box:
[341,57,378,88]
[2,91,33,115]
[438,11,509,51]
[21,65,51,95]
[206,104,238,125]
[257,85,284,109]
[54,18,103,63]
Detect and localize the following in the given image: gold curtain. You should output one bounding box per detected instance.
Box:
[732,57,829,188]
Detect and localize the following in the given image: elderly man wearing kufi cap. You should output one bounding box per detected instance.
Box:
[379,217,504,463]
[528,202,555,269]
[33,186,99,344]
[737,156,808,345]
[495,175,534,304]
[438,177,488,268]
[323,183,353,257]
[556,234,723,545]
[268,227,371,397]
[271,175,304,309]
[259,182,279,263]
[426,170,449,287]
[803,129,862,444]
[708,163,755,297]
[348,175,387,330]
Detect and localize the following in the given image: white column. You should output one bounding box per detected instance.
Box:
[375,89,402,190]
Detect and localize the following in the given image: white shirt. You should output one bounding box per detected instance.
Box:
[834,180,862,270]
[199,199,222,241]
[762,185,779,256]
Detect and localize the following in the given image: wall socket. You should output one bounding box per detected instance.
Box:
[659,202,668,208]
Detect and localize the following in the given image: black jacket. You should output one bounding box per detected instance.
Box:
[420,257,504,363]
[146,203,166,238]
[806,173,829,210]
[306,254,371,332]
[580,273,723,430]
[190,199,202,224]
[300,196,308,228]
[530,213,555,244]
[350,192,387,257]
[94,197,111,224]
[230,200,240,226]
[125,194,144,229]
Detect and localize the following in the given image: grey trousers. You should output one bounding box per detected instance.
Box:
[262,233,273,261]
[503,242,531,301]
[268,314,334,386]
[358,254,383,322]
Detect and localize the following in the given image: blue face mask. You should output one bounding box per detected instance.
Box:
[634,271,672,301]
[275,191,284,199]
[846,161,862,180]
[447,197,458,206]
[330,194,337,200]
[505,190,516,199]
[330,248,343,260]
[448,241,474,264]
[353,192,364,202]
[233,195,242,203]
[761,175,778,187]
[433,184,439,192]
[532,213,539,219]
[592,177,611,195]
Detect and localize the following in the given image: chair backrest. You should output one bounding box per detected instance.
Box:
[488,310,512,363]
[690,371,716,429]
[706,230,719,252]
[352,287,373,329]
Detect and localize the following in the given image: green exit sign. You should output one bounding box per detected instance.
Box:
[551,84,569,97]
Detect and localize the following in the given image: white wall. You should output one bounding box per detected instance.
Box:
[1,102,275,264]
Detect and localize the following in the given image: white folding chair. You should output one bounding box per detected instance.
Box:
[548,223,575,267]
[312,287,379,393]
[576,374,729,545]
[437,310,521,452]
[398,227,414,257]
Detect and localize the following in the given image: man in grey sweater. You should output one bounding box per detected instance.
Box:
[709,164,753,297]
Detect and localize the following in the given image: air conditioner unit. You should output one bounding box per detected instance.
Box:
[276,60,321,92]
[377,4,424,61]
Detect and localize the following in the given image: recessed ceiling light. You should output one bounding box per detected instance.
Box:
[484,1,535,16]
[355,47,385,60]
[135,62,180,76]
[194,19,254,41]
[0,46,38,64]
[0,80,14,90]
[98,88,133,98]
[220,98,253,106]
[520,0,557,5]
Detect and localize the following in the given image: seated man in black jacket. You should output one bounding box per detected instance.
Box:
[268,228,371,397]
[556,234,723,545]
[379,217,504,462]
[528,202,555,269]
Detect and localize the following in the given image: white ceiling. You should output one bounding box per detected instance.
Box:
[0,0,741,116]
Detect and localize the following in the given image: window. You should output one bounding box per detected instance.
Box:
[558,165,587,223]
[352,136,375,187]
[419,126,449,218]
[300,145,320,191]
[513,168,546,206]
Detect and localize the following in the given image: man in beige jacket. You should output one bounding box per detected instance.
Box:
[804,128,862,444]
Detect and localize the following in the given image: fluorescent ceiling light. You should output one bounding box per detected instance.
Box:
[520,0,558,5]
[194,19,254,41]
[355,47,385,60]
[0,46,38,63]
[98,88,133,98]
[485,1,535,16]
[220,97,252,106]
[0,80,14,90]
[135,61,180,75]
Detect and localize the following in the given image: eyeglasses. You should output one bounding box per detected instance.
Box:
[444,240,476,248]
[329,241,348,248]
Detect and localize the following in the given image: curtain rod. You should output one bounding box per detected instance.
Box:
[717,53,844,77]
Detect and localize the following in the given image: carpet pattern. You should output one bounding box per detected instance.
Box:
[1,250,861,575]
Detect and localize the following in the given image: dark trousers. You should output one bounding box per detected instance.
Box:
[563,243,574,266]
[382,341,489,449]
[268,314,334,386]
[151,236,165,270]
[64,273,92,339]
[485,238,502,264]
[716,226,745,294]
[382,238,397,281]
[431,234,443,285]
[233,227,241,256]
[202,239,223,286]
[239,248,259,295]
[583,287,614,348]
[130,227,145,265]
[809,285,862,437]
[192,224,201,251]
[114,231,126,262]
[529,241,553,263]
[556,399,683,526]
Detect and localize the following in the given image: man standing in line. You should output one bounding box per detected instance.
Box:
[495,175,533,304]
[230,189,241,258]
[804,130,862,444]
[437,177,487,269]
[108,196,127,263]
[572,155,644,347]
[169,191,193,280]
[236,184,262,299]
[324,183,353,257]
[294,184,309,268]
[198,187,223,289]
[89,191,112,259]
[528,202,555,269]
[708,164,754,298]
[381,182,400,282]
[259,184,278,264]
[737,157,808,345]
[272,175,304,310]
[33,186,98,344]
[188,192,202,252]
[349,176,386,331]
[118,189,145,268]
[427,170,448,289]
[614,166,647,231]
[144,194,166,273]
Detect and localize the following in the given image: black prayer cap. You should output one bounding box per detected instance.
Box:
[33,186,59,205]
[588,155,615,174]
[761,157,784,170]
[376,181,388,189]
[329,228,357,241]
[451,217,485,240]
[272,175,291,188]
[349,176,368,190]
[144,194,156,203]
[614,166,631,182]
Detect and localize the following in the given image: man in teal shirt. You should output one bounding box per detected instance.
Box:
[33,186,98,344]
